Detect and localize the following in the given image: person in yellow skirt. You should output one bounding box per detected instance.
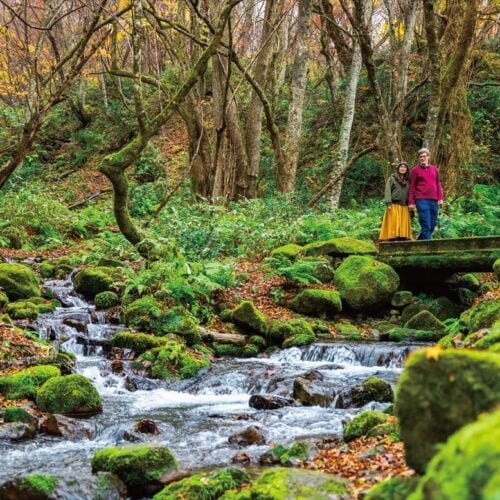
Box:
[379,161,412,241]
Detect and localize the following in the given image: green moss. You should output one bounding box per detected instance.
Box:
[365,476,419,500]
[0,290,8,308]
[494,258,500,280]
[72,267,114,299]
[110,331,168,354]
[390,291,413,308]
[241,344,260,357]
[334,256,399,310]
[39,261,56,278]
[0,365,61,400]
[270,319,316,348]
[404,310,446,333]
[221,467,348,500]
[36,374,102,415]
[352,376,394,406]
[0,263,40,301]
[20,474,58,495]
[94,291,120,310]
[230,301,269,334]
[161,307,201,345]
[335,321,362,340]
[6,298,57,319]
[367,422,401,441]
[91,444,178,487]
[343,410,388,442]
[213,343,244,357]
[288,288,342,317]
[428,296,464,321]
[401,303,430,324]
[271,243,303,259]
[395,348,500,473]
[410,410,500,499]
[458,273,481,291]
[303,237,376,257]
[459,300,500,333]
[3,406,34,424]
[154,467,251,500]
[138,341,210,379]
[123,296,163,333]
[248,335,267,349]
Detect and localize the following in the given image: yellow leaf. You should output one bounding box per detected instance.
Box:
[426,345,443,361]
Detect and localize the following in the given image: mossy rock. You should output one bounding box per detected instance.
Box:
[428,296,464,321]
[335,321,362,340]
[0,263,40,301]
[3,406,37,426]
[72,267,115,299]
[241,344,260,357]
[459,300,500,333]
[36,374,102,416]
[288,289,342,317]
[271,243,303,260]
[0,290,8,309]
[138,341,210,379]
[395,348,500,473]
[94,291,120,310]
[230,301,269,334]
[123,296,163,333]
[365,476,419,500]
[351,376,394,406]
[493,258,500,280]
[410,409,500,499]
[280,257,335,284]
[160,307,201,345]
[334,256,399,310]
[269,319,316,348]
[247,335,267,349]
[404,310,446,333]
[0,474,58,498]
[154,467,251,500]
[390,291,413,308]
[383,327,443,342]
[110,332,168,354]
[213,343,244,357]
[367,421,401,441]
[6,298,57,319]
[0,365,61,400]
[401,303,430,324]
[457,273,481,291]
[303,237,376,257]
[92,444,178,487]
[343,410,388,442]
[220,467,348,500]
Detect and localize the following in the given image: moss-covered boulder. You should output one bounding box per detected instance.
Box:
[390,291,413,308]
[123,296,163,333]
[154,467,250,500]
[275,319,316,348]
[0,474,59,499]
[351,376,394,407]
[271,243,303,260]
[382,327,443,342]
[137,341,210,379]
[94,291,120,310]
[303,237,376,257]
[3,406,38,426]
[91,444,178,488]
[343,410,389,442]
[288,289,342,317]
[6,298,57,319]
[334,256,399,310]
[72,267,114,299]
[457,273,481,291]
[335,321,362,340]
[36,374,102,416]
[0,365,61,400]
[428,296,464,321]
[404,310,446,333]
[459,300,500,333]
[220,467,348,499]
[410,409,500,500]
[0,263,40,301]
[161,307,201,345]
[230,301,269,334]
[401,303,430,324]
[110,332,168,354]
[395,348,500,473]
[213,343,244,357]
[365,476,419,500]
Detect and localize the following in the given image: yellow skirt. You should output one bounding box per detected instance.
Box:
[379,204,412,241]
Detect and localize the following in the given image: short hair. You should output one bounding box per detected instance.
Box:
[418,148,430,156]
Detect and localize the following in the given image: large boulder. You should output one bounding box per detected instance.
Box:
[154,467,250,500]
[334,256,400,310]
[410,409,500,499]
[91,444,178,489]
[269,319,316,348]
[36,374,102,417]
[288,289,342,317]
[271,243,303,260]
[395,348,500,473]
[0,365,61,400]
[0,263,40,301]
[404,310,446,333]
[293,370,333,407]
[218,467,348,499]
[230,301,269,334]
[303,237,376,257]
[459,300,500,333]
[72,267,114,299]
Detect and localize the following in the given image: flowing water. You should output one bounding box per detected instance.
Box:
[0,275,426,482]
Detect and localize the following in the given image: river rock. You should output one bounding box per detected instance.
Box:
[0,263,40,301]
[228,425,268,446]
[0,422,36,441]
[40,414,93,439]
[293,370,334,407]
[231,452,252,464]
[230,301,269,334]
[288,289,342,317]
[343,376,393,408]
[62,317,87,333]
[72,267,115,299]
[248,394,295,410]
[134,419,160,434]
[390,290,413,308]
[404,310,446,332]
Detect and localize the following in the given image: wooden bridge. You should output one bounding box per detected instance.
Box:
[377,236,500,272]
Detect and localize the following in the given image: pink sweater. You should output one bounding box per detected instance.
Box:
[408,164,444,205]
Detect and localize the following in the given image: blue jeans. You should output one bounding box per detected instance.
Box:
[415,199,439,240]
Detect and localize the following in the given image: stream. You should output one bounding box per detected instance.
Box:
[0,274,426,483]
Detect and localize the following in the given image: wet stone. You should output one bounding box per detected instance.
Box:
[228,425,268,446]
[134,419,160,435]
[248,394,295,410]
[0,422,36,441]
[231,452,252,464]
[40,414,93,439]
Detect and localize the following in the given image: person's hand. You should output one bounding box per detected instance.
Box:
[387,203,392,210]
[408,204,415,209]
[438,200,444,206]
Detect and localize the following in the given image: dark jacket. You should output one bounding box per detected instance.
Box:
[384,174,409,205]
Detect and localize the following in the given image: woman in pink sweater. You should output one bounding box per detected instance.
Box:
[408,148,444,240]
